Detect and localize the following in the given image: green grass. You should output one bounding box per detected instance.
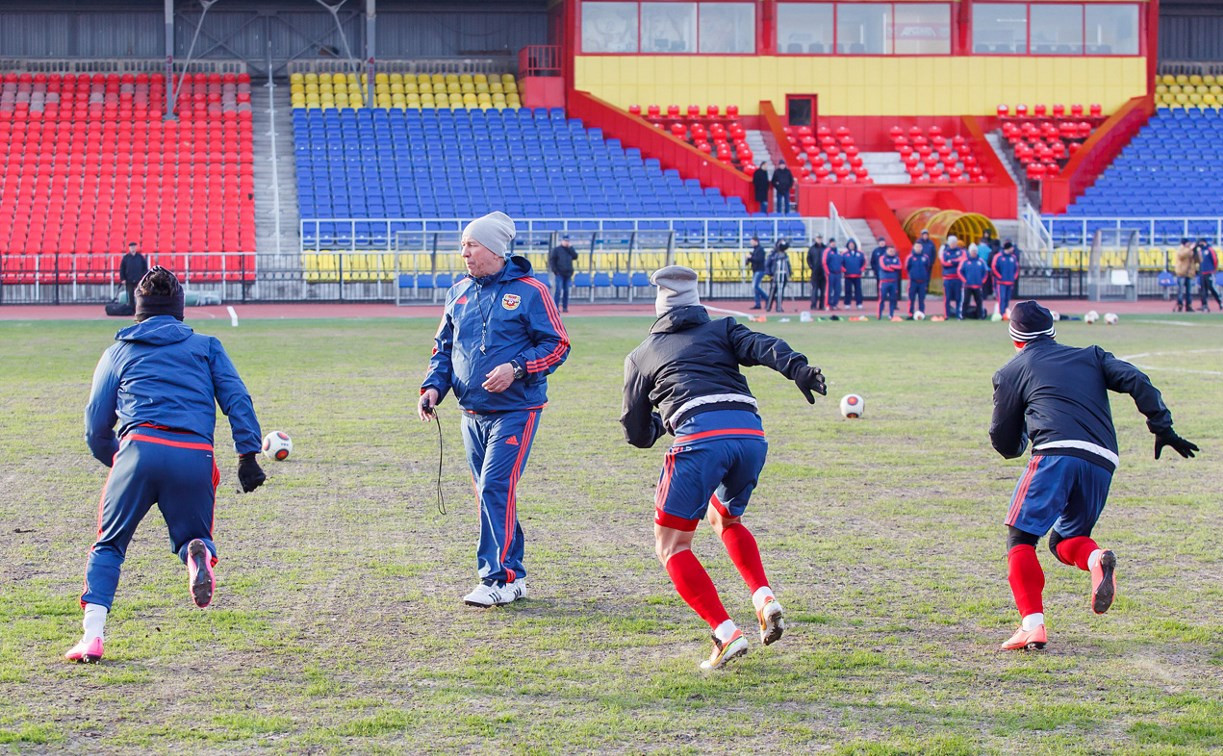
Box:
[0,313,1220,753]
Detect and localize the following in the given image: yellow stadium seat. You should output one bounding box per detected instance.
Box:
[375,72,388,84]
[474,73,487,84]
[445,73,459,84]
[461,83,475,94]
[1205,94,1218,106]
[505,82,519,93]
[462,93,477,105]
[389,73,403,85]
[1175,74,1189,85]
[490,81,504,93]
[432,83,446,94]
[430,73,444,84]
[1190,74,1203,86]
[305,72,318,83]
[459,74,473,84]
[501,73,515,83]
[405,81,418,93]
[447,83,461,94]
[1160,74,1174,86]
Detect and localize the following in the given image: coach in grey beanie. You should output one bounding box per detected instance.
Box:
[652,265,701,317]
[462,211,517,258]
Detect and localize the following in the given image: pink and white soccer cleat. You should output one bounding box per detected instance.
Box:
[1090,550,1117,615]
[65,637,104,664]
[187,539,215,608]
[1000,624,1047,651]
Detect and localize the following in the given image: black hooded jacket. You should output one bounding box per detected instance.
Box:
[990,338,1173,472]
[621,306,810,448]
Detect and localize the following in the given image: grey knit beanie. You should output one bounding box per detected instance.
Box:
[652,265,701,317]
[462,211,517,258]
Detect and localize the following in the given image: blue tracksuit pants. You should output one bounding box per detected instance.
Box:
[844,277,863,306]
[996,283,1014,314]
[878,281,898,319]
[82,425,219,610]
[944,279,963,319]
[462,409,540,584]
[827,273,842,308]
[908,281,928,315]
[552,274,571,311]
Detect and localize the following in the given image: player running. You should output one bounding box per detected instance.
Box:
[989,301,1198,651]
[621,266,827,670]
[70,267,266,663]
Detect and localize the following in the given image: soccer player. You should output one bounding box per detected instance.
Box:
[989,301,1198,651]
[939,235,965,319]
[620,266,827,670]
[823,239,843,310]
[991,241,1019,316]
[1196,238,1222,312]
[877,245,901,320]
[419,211,570,608]
[906,242,931,317]
[70,267,266,663]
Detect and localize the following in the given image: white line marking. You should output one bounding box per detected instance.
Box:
[1120,348,1223,377]
[1130,319,1222,327]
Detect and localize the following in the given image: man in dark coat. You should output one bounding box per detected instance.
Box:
[118,243,149,313]
[752,163,771,214]
[620,265,826,670]
[807,235,826,310]
[990,301,1197,652]
[547,235,579,313]
[746,236,768,309]
[771,162,794,215]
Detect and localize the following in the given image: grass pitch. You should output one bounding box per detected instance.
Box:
[0,313,1220,753]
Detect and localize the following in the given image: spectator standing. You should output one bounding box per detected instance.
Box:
[823,239,843,310]
[765,239,792,312]
[752,162,772,214]
[771,162,794,215]
[917,229,937,276]
[842,239,866,310]
[1195,239,1222,312]
[1173,238,1198,312]
[547,235,579,313]
[118,242,149,312]
[979,230,1001,299]
[906,243,931,316]
[746,236,768,310]
[939,235,966,319]
[807,234,827,310]
[959,245,990,319]
[991,241,1020,316]
[877,245,902,320]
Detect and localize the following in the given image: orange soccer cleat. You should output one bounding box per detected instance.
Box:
[1001,624,1047,651]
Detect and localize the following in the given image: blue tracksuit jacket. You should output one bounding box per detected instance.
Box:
[960,257,989,288]
[842,249,866,278]
[85,316,262,464]
[991,251,1019,285]
[940,245,965,281]
[907,252,931,282]
[422,255,570,413]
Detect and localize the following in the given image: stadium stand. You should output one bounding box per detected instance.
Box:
[996,104,1104,183]
[634,104,755,173]
[1154,74,1222,109]
[890,125,988,185]
[291,71,522,110]
[0,72,255,283]
[790,125,871,185]
[1061,108,1223,242]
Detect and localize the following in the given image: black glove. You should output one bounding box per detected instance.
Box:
[1155,430,1198,460]
[794,364,827,404]
[237,452,266,493]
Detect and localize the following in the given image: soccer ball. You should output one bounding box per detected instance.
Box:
[839,393,865,419]
[914,311,926,321]
[1104,312,1119,325]
[1050,310,1061,322]
[991,311,1003,322]
[1084,310,1099,324]
[262,431,293,461]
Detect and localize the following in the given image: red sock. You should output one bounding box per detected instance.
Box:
[1007,544,1045,618]
[720,523,769,594]
[665,549,731,630]
[1055,535,1100,571]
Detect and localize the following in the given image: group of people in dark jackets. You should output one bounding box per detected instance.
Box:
[751,161,795,215]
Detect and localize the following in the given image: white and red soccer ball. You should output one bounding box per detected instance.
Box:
[839,393,865,419]
[262,431,293,461]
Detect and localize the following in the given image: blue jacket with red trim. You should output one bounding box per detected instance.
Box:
[620,305,813,448]
[85,316,262,466]
[879,253,902,284]
[822,246,843,275]
[990,337,1173,473]
[940,245,965,280]
[907,251,931,283]
[422,255,569,414]
[959,256,989,288]
[991,250,1019,285]
[1200,245,1218,274]
[842,248,866,277]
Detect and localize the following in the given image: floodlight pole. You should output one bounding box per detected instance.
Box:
[365,0,376,109]
[164,0,176,121]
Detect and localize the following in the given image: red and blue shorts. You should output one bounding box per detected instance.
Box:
[654,410,768,531]
[1004,454,1113,537]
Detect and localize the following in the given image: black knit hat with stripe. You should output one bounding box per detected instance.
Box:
[1008,300,1056,342]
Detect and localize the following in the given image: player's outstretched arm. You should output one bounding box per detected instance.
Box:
[1098,349,1178,437]
[726,321,825,402]
[989,370,1029,458]
[620,354,665,448]
[84,347,121,466]
[208,339,262,456]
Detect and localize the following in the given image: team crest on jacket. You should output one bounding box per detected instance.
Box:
[501,293,521,311]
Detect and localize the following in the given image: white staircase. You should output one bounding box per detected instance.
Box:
[251,79,300,271]
[860,152,909,184]
[743,129,770,167]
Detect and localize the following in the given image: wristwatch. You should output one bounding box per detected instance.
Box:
[509,360,526,380]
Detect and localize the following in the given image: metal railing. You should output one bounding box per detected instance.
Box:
[0,58,246,74]
[1044,216,1223,246]
[826,202,857,244]
[518,46,561,77]
[0,252,254,305]
[287,58,514,76]
[1159,61,1223,77]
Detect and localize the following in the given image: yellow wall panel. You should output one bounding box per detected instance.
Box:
[574,56,1147,116]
